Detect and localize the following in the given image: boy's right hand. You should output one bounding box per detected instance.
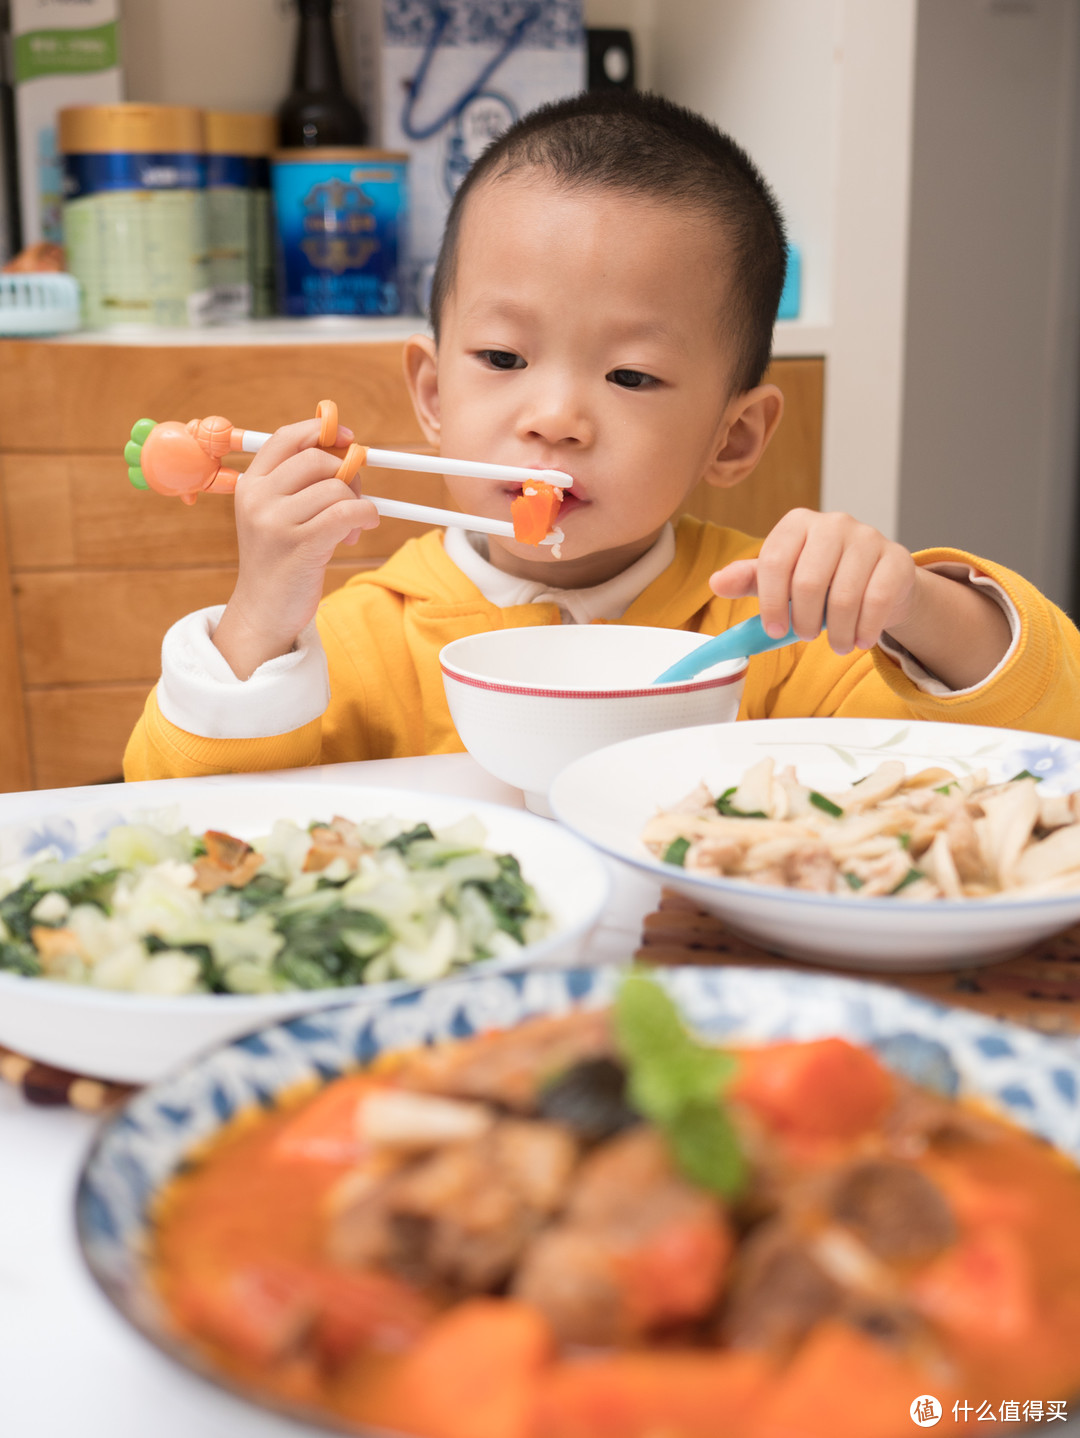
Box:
[211,419,381,680]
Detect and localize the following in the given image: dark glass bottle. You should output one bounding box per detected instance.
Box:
[1,2,23,253]
[278,0,367,149]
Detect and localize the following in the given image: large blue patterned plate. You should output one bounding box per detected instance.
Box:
[76,963,1080,1437]
[551,717,1080,971]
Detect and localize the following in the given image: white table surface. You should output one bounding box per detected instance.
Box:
[0,754,662,1438]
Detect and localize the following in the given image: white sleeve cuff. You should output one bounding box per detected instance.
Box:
[156,606,331,739]
[878,563,1020,696]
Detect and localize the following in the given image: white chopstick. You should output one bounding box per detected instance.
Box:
[235,429,570,539]
[365,447,573,490]
[368,495,515,538]
[237,428,572,489]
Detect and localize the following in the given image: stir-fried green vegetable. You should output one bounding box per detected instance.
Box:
[0,814,550,996]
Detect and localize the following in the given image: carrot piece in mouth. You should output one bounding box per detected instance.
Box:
[511,480,562,546]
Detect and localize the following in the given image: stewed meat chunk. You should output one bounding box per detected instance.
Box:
[828,1159,956,1264]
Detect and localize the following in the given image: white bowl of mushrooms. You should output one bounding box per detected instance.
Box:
[550,717,1080,971]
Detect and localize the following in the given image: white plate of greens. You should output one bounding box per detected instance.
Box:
[0,780,609,1082]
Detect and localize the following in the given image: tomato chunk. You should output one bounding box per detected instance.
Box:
[730,1037,894,1140]
[612,1203,733,1330]
[172,1259,431,1369]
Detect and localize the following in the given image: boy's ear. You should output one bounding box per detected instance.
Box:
[402,333,441,445]
[704,383,785,490]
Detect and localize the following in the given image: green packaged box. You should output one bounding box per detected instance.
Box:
[9,0,122,245]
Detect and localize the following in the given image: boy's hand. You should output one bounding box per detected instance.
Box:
[212,419,381,680]
[709,508,1012,690]
[710,509,917,654]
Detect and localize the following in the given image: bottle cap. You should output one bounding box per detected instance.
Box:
[58,104,204,155]
[205,111,277,157]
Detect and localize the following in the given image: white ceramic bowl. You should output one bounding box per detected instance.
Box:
[549,717,1080,972]
[440,626,746,814]
[0,780,610,1083]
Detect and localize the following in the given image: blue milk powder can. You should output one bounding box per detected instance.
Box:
[272,148,407,316]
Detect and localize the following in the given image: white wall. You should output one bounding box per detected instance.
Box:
[898,0,1080,607]
[647,0,839,329]
[650,0,919,540]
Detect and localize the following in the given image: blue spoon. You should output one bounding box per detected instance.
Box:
[653,612,801,684]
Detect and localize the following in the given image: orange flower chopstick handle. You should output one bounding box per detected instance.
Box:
[125,401,348,504]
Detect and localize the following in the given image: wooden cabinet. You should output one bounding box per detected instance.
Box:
[0,339,823,791]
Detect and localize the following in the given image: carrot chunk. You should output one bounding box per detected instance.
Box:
[269,1074,380,1165]
[532,1350,772,1438]
[730,1037,894,1140]
[371,1299,555,1438]
[910,1224,1038,1345]
[511,481,561,545]
[746,1321,945,1438]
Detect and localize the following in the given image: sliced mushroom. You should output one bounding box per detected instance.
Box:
[685,837,744,875]
[980,779,1040,888]
[923,830,963,898]
[1037,793,1076,831]
[943,804,984,883]
[729,757,782,819]
[827,761,907,815]
[902,766,964,790]
[1013,822,1080,889]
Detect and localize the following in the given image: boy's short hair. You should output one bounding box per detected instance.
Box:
[429,90,787,394]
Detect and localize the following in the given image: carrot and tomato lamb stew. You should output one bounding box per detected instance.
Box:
[152,976,1080,1438]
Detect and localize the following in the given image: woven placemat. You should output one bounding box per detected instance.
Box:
[637,890,1080,1037]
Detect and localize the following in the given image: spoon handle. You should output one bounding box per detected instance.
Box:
[653,614,800,684]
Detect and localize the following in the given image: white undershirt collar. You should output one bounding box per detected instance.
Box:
[442,523,676,624]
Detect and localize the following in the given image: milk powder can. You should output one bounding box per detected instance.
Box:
[59,104,210,329]
[205,111,276,321]
[272,148,406,316]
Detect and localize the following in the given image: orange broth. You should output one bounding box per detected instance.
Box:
[151,1041,1080,1438]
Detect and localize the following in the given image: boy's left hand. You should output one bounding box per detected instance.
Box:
[709,508,917,655]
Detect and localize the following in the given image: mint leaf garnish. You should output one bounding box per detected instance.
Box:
[614,973,743,1195]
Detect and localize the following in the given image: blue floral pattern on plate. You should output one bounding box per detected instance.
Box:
[75,964,1080,1434]
[1,808,127,866]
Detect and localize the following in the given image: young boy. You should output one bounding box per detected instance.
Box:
[124,91,1080,781]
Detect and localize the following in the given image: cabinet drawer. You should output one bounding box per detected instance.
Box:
[26,685,151,789]
[16,562,370,687]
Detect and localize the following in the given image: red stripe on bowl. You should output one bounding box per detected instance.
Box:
[439,664,747,700]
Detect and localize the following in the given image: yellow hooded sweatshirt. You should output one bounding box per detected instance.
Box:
[124,516,1080,781]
